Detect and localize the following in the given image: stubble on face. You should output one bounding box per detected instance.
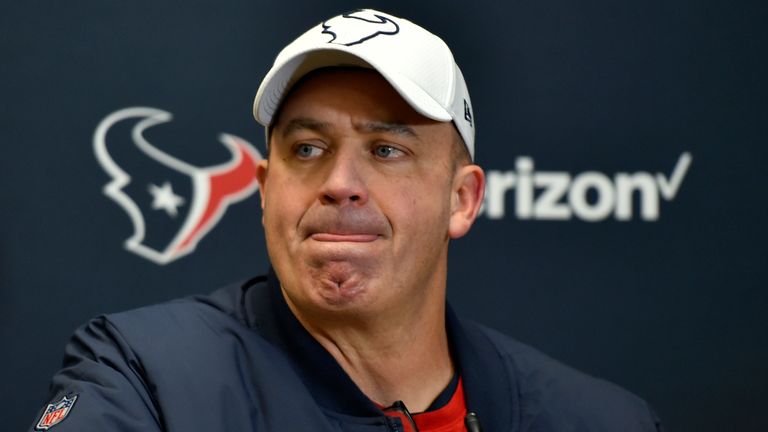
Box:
[299,202,391,306]
[257,68,459,320]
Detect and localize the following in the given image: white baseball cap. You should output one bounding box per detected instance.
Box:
[253,9,475,160]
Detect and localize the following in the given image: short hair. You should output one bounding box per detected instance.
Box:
[451,128,472,168]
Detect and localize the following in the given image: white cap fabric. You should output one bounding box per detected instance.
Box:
[253,9,475,160]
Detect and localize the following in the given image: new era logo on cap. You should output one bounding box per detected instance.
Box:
[464,99,473,127]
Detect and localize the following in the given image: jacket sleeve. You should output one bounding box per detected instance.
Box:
[28,317,163,431]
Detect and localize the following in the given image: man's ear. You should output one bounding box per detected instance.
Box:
[255,159,269,212]
[448,164,485,239]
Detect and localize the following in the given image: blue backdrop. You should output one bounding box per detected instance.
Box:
[2,1,766,431]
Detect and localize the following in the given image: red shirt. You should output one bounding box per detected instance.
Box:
[382,378,467,432]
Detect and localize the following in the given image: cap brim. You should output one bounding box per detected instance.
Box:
[253,45,452,126]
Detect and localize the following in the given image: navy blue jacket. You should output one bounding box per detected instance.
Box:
[31,270,662,431]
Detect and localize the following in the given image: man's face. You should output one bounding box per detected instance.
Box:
[256,69,483,321]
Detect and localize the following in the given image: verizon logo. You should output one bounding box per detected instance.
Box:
[481,152,692,221]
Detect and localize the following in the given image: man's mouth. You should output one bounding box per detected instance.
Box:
[300,206,389,243]
[309,233,379,242]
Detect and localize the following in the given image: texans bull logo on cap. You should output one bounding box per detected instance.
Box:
[321,9,400,46]
[94,107,262,265]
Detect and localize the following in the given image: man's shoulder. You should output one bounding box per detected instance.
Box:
[39,276,326,431]
[91,276,269,359]
[469,321,635,398]
[106,279,248,330]
[70,276,299,387]
[461,320,662,431]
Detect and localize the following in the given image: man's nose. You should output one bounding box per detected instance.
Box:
[318,153,368,206]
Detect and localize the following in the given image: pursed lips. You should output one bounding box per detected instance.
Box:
[301,207,389,243]
[309,232,379,242]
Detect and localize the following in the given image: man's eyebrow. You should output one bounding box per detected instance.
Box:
[279,118,419,140]
[280,117,331,138]
[355,121,418,138]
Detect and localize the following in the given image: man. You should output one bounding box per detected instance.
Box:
[31,9,661,432]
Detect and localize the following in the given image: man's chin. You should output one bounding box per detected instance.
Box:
[307,261,372,307]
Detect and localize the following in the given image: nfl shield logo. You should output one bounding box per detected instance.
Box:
[35,394,78,430]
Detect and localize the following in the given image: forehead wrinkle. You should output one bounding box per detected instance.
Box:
[280,116,420,142]
[354,121,418,139]
[280,117,331,138]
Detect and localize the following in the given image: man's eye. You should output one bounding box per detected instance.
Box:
[295,143,323,159]
[374,145,405,159]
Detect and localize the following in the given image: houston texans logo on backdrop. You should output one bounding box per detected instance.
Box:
[322,10,399,46]
[93,107,262,265]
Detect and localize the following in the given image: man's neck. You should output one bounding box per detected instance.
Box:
[284,291,454,412]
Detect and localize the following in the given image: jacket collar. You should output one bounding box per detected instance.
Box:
[243,269,379,416]
[446,302,519,430]
[241,268,517,430]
